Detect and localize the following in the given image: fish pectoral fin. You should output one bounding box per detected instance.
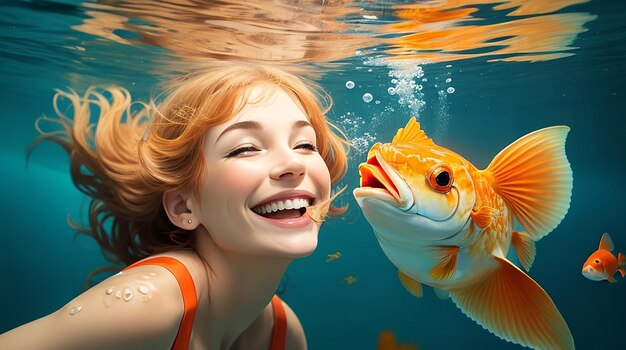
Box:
[470,206,499,229]
[511,231,536,271]
[483,126,572,241]
[448,257,574,350]
[433,287,450,300]
[429,246,459,280]
[599,232,614,251]
[608,275,617,283]
[397,270,423,298]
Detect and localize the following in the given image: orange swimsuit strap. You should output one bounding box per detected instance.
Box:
[269,295,287,350]
[124,257,197,350]
[124,257,287,350]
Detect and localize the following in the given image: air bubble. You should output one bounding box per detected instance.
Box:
[447,87,456,94]
[387,87,396,95]
[362,93,373,103]
[123,288,134,302]
[345,81,355,89]
[138,285,150,295]
[69,305,82,315]
[446,78,452,83]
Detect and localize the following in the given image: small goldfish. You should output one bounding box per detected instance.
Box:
[354,117,574,349]
[326,251,342,262]
[377,330,420,350]
[341,276,357,284]
[582,232,626,282]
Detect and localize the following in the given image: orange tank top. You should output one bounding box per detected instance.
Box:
[124,257,287,350]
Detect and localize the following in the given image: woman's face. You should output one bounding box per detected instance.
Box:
[193,85,331,258]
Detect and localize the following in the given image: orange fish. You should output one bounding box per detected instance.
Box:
[353,117,574,349]
[582,232,626,282]
[377,330,420,350]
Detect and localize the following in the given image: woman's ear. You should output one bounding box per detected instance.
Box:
[163,190,199,230]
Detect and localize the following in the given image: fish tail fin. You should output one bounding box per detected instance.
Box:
[618,253,626,277]
[448,257,574,350]
[484,126,573,241]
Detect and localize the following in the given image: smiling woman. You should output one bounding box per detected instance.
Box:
[0,64,349,350]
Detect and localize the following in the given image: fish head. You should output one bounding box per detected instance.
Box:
[353,118,476,245]
[582,252,607,281]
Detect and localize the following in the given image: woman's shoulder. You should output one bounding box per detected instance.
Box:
[1,257,187,350]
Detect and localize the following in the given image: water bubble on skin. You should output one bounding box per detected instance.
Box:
[345,81,355,89]
[105,287,114,295]
[115,290,123,299]
[446,78,452,83]
[69,304,82,315]
[447,87,456,94]
[138,285,150,295]
[362,93,373,103]
[123,288,134,302]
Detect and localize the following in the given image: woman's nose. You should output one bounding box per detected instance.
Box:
[270,152,306,181]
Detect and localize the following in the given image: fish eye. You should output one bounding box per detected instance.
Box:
[427,164,454,193]
[594,259,600,264]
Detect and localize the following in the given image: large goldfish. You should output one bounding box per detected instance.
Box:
[354,117,574,349]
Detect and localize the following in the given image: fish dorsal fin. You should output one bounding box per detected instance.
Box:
[448,257,574,350]
[599,232,614,251]
[392,117,435,146]
[484,126,573,241]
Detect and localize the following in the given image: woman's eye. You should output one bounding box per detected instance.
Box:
[225,146,260,158]
[295,143,318,152]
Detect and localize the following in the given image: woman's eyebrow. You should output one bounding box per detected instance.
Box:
[216,119,314,143]
[216,120,262,142]
[294,120,313,130]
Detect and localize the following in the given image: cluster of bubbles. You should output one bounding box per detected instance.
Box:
[383,60,428,116]
[350,132,376,154]
[337,111,379,156]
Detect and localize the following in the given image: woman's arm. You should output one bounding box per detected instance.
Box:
[0,265,183,350]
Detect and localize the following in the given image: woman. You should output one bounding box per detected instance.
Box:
[1,64,349,349]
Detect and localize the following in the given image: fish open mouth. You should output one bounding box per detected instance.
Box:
[355,151,413,211]
[359,154,400,200]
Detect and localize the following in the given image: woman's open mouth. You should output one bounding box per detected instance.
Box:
[252,198,310,219]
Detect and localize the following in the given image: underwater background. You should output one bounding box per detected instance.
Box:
[1,0,625,349]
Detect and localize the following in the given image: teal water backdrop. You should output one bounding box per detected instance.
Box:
[1,0,625,349]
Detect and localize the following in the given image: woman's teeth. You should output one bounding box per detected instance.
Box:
[252,198,311,215]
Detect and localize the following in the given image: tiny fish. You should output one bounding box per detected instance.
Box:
[377,330,420,350]
[582,232,626,282]
[326,251,342,262]
[341,276,357,284]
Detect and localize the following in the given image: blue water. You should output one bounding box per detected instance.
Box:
[1,1,625,349]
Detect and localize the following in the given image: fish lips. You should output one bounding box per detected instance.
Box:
[354,150,414,211]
